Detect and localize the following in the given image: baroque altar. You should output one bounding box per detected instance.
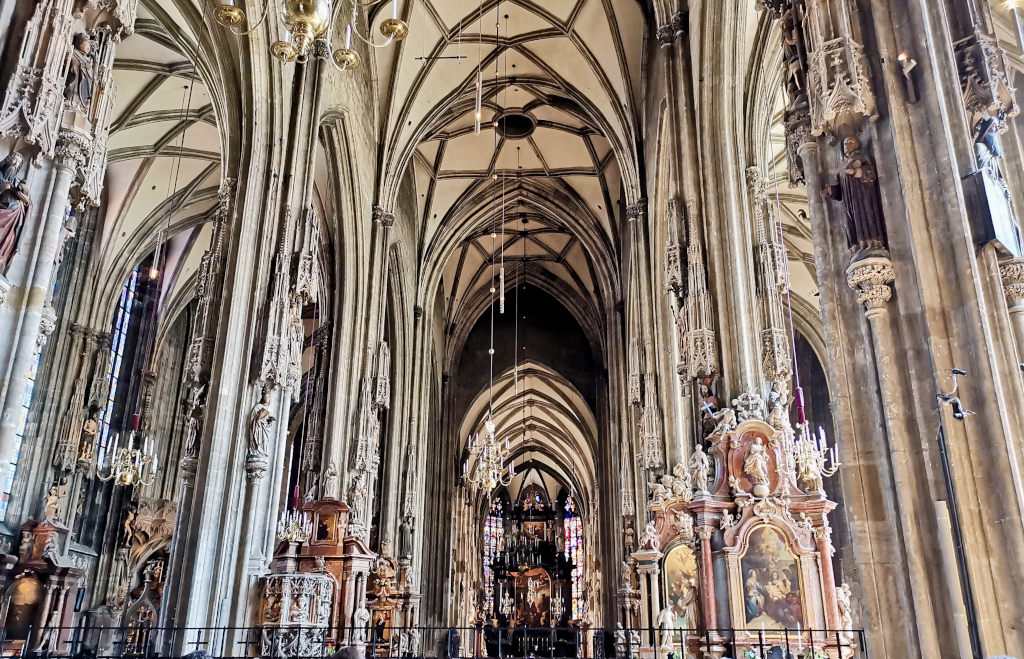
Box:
[637,407,852,659]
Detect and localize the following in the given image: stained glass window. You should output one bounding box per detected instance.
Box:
[564,495,584,620]
[483,500,504,616]
[98,267,139,464]
[1,348,43,519]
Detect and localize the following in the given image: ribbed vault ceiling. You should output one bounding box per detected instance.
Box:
[102,3,220,315]
[378,0,644,276]
[460,362,598,513]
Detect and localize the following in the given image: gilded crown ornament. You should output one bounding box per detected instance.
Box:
[214,0,409,68]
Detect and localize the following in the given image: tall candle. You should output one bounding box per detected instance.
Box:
[345,24,352,49]
[392,0,397,19]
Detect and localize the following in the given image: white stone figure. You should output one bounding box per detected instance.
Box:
[353,604,371,644]
[649,480,670,506]
[639,519,660,551]
[711,407,737,436]
[288,302,303,381]
[620,560,634,591]
[322,460,339,495]
[43,483,61,522]
[657,606,676,649]
[744,437,770,497]
[248,391,275,457]
[689,444,711,494]
[670,463,692,498]
[836,582,854,641]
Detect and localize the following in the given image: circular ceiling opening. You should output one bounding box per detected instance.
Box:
[495,112,536,139]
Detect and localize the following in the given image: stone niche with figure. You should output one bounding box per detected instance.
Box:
[641,412,852,659]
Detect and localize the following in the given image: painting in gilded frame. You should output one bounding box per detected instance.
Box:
[740,526,803,628]
[663,544,700,629]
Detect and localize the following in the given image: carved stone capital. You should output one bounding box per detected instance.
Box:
[656,25,674,47]
[626,198,648,222]
[373,205,396,227]
[54,130,91,172]
[696,525,714,541]
[846,256,895,310]
[1000,259,1024,307]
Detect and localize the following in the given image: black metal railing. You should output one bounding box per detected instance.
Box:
[2,625,867,659]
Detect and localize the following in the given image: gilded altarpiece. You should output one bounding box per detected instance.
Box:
[645,420,850,659]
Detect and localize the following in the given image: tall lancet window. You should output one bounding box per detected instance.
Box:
[483,499,504,616]
[564,495,584,619]
[98,267,139,460]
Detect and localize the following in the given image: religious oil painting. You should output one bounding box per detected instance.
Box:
[664,544,700,629]
[515,567,551,627]
[741,526,803,629]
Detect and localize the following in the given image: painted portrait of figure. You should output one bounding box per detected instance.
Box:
[740,526,803,628]
[664,544,700,629]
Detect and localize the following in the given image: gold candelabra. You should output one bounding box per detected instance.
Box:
[276,508,313,542]
[214,0,409,68]
[97,431,158,487]
[463,418,515,493]
[793,424,840,492]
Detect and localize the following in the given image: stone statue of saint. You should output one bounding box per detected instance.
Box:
[288,302,303,377]
[620,560,634,591]
[399,515,414,559]
[352,604,371,644]
[183,383,207,459]
[744,437,770,496]
[121,505,137,546]
[822,136,887,258]
[974,114,1011,199]
[248,391,275,457]
[322,460,338,495]
[623,518,636,554]
[43,484,61,522]
[64,33,95,111]
[0,151,30,274]
[689,444,710,493]
[656,606,676,649]
[78,410,99,462]
[836,582,854,641]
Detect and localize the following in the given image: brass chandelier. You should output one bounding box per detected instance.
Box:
[98,430,158,487]
[214,0,409,69]
[463,418,515,493]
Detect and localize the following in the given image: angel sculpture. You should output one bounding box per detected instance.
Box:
[639,519,660,551]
